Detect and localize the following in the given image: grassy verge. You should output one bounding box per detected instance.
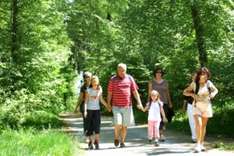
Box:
[0,129,82,156]
[212,142,234,151]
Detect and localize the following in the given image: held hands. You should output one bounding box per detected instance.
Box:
[137,104,144,112]
[107,105,112,112]
[105,103,112,112]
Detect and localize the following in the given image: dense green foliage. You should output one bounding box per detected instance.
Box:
[0,0,233,135]
[0,0,76,128]
[66,0,233,113]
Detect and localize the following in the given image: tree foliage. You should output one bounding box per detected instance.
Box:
[0,0,233,128]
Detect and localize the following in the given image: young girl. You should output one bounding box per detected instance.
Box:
[84,76,111,150]
[144,90,168,146]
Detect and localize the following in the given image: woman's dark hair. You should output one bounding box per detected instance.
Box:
[201,67,211,79]
[83,71,92,79]
[195,67,210,94]
[153,67,165,77]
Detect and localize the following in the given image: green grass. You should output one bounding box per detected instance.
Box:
[0,129,82,156]
[212,142,234,151]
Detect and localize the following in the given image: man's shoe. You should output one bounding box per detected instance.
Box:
[120,142,126,148]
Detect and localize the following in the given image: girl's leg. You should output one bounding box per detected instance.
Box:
[155,120,160,140]
[93,110,101,149]
[87,110,94,149]
[148,120,154,141]
[154,120,160,146]
[95,134,100,142]
[94,133,100,149]
[87,135,94,149]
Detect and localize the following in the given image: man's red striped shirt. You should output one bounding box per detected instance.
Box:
[108,75,138,107]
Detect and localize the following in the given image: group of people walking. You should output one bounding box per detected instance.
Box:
[75,63,218,153]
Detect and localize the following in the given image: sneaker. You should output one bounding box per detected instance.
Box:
[114,139,119,147]
[88,142,94,150]
[120,142,126,148]
[200,144,206,152]
[154,141,159,147]
[159,135,165,142]
[148,139,152,144]
[194,144,201,153]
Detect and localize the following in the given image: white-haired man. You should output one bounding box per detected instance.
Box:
[107,63,144,148]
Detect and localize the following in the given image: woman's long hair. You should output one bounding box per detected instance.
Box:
[195,67,210,94]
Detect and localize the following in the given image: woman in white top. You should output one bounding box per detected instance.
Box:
[183,67,218,153]
[144,90,167,146]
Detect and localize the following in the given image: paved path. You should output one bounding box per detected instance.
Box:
[59,114,234,156]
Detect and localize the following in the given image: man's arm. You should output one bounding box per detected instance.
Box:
[107,91,112,110]
[133,90,144,111]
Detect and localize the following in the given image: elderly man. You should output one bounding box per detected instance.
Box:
[107,63,144,148]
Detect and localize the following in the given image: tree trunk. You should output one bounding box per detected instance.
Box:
[10,0,19,64]
[190,0,207,67]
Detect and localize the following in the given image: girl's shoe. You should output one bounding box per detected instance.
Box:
[94,140,99,150]
[154,141,159,147]
[88,141,94,150]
